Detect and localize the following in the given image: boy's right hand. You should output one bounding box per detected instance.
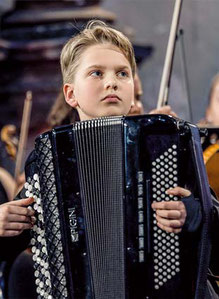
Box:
[0,197,35,237]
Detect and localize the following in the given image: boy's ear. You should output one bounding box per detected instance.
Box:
[63,83,78,108]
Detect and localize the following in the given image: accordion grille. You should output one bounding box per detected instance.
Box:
[74,118,125,299]
[31,135,68,299]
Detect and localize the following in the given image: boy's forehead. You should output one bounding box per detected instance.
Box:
[85,43,123,54]
[80,44,131,67]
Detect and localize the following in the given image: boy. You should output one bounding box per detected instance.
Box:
[0,20,200,238]
[0,20,195,238]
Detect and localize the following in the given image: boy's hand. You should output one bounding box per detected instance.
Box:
[0,197,35,237]
[151,187,191,233]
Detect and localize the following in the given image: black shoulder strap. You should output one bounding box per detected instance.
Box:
[188,123,213,299]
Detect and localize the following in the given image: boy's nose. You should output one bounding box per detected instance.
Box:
[104,79,118,91]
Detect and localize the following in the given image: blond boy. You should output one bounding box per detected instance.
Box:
[0,21,192,238]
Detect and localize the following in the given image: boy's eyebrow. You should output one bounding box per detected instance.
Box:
[86,64,130,70]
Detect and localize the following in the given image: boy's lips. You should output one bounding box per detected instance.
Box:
[102,94,121,102]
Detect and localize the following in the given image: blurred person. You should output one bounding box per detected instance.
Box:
[199,73,219,288]
[205,73,219,126]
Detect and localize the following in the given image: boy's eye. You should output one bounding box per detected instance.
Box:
[90,70,102,77]
[118,71,129,77]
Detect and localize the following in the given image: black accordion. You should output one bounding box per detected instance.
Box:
[24,114,212,299]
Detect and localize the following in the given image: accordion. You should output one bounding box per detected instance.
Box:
[24,114,212,299]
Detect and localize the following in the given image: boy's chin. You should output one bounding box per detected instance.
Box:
[100,108,129,118]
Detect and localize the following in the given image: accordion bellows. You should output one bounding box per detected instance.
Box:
[24,114,212,299]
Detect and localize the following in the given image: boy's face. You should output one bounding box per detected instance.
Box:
[64,44,134,120]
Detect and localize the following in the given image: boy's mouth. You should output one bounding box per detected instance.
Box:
[102,94,121,103]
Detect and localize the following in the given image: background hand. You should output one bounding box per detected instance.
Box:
[149,105,178,118]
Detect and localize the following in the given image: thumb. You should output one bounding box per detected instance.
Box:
[166,186,191,197]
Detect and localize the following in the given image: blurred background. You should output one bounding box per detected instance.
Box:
[0,0,219,155]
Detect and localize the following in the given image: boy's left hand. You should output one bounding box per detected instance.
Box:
[151,187,191,233]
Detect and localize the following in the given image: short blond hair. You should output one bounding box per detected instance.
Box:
[60,20,136,84]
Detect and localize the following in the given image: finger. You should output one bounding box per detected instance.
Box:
[149,107,170,115]
[0,230,24,237]
[5,205,35,217]
[30,216,36,224]
[166,187,191,197]
[157,222,182,234]
[7,214,33,223]
[160,106,178,117]
[156,215,184,228]
[158,106,173,115]
[159,106,171,113]
[168,111,178,118]
[156,209,182,219]
[148,108,156,114]
[9,197,34,207]
[2,222,33,231]
[151,200,185,211]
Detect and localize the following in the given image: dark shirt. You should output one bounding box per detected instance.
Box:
[182,195,202,232]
